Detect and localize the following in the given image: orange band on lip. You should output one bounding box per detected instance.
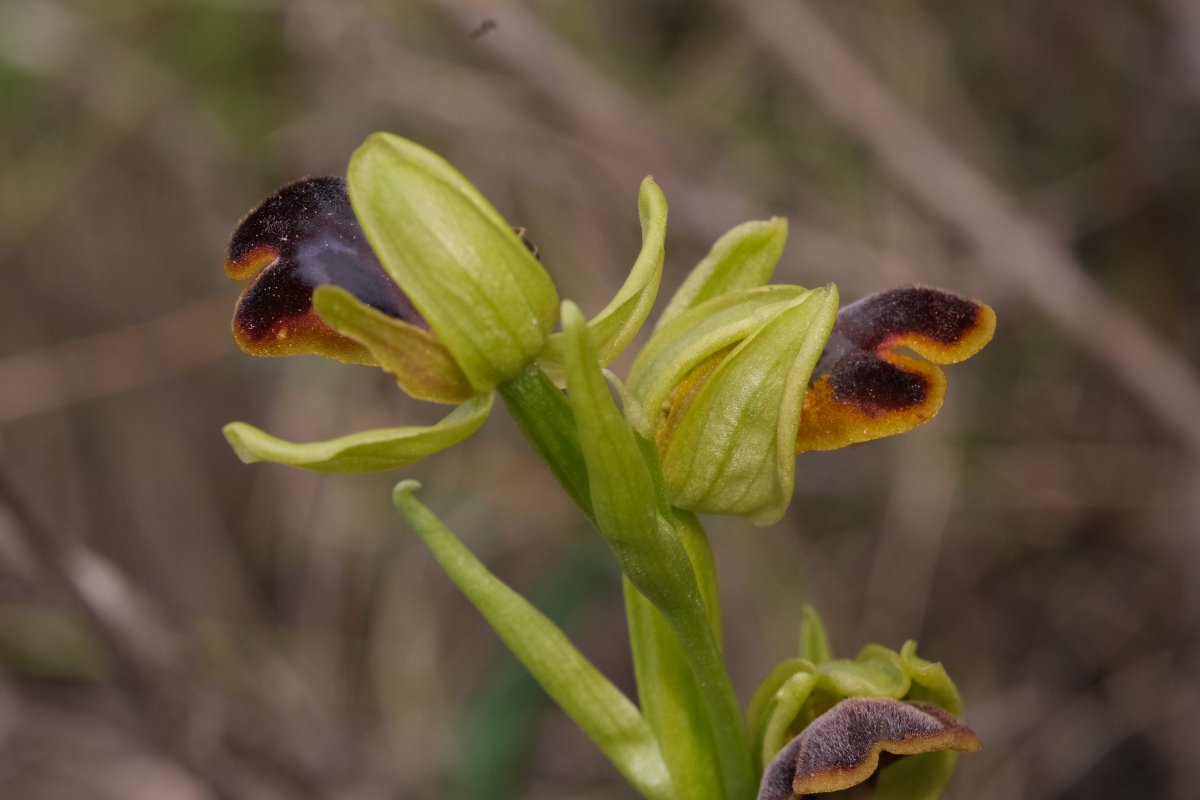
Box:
[796,287,994,453]
[225,176,423,365]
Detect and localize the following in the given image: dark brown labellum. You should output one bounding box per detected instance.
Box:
[225,176,424,362]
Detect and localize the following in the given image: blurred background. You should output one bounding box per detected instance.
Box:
[2,0,1200,798]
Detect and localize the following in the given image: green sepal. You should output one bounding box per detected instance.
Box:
[313,286,474,404]
[657,217,788,328]
[627,285,808,440]
[348,133,558,392]
[817,645,911,699]
[223,392,492,472]
[541,177,667,381]
[392,481,673,800]
[746,658,814,771]
[660,286,838,524]
[899,639,964,714]
[799,604,833,664]
[758,666,819,771]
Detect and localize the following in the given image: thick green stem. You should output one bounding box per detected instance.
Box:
[661,597,755,799]
[625,579,724,800]
[499,362,755,799]
[499,364,593,517]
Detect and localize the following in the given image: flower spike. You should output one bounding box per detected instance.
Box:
[226,176,424,365]
[796,287,995,452]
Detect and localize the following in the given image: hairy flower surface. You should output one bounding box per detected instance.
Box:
[226,175,425,365]
[796,287,996,452]
[758,698,981,799]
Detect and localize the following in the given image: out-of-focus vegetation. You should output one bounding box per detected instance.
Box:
[2,1,1199,798]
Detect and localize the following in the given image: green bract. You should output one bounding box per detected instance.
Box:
[392,481,674,800]
[348,133,559,393]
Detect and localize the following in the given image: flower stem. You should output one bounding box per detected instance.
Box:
[499,361,755,799]
[499,364,593,517]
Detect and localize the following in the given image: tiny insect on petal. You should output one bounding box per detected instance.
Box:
[758,698,981,800]
[795,287,995,452]
[226,176,425,364]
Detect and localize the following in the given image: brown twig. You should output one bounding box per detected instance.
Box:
[0,464,372,799]
[0,295,232,423]
[0,465,227,798]
[723,0,1200,458]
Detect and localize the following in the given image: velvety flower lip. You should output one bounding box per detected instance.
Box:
[795,286,995,452]
[758,698,982,799]
[226,176,425,364]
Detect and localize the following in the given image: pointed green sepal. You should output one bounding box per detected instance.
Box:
[348,133,558,392]
[627,285,808,440]
[313,286,474,403]
[541,177,667,380]
[658,217,788,328]
[392,481,673,800]
[659,285,838,524]
[223,392,492,472]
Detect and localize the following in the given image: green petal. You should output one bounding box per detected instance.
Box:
[627,285,808,440]
[541,176,667,380]
[223,393,492,472]
[660,286,838,524]
[392,481,673,800]
[313,286,474,404]
[759,668,820,770]
[348,133,558,392]
[658,217,788,328]
[747,658,813,769]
